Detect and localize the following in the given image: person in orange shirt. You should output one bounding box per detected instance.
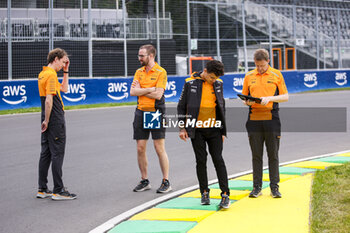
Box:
[37,48,77,200]
[130,44,171,193]
[241,48,289,198]
[177,60,230,209]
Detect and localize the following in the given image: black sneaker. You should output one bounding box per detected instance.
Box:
[249,187,262,198]
[36,188,53,199]
[271,187,282,198]
[52,188,77,200]
[133,179,151,192]
[219,193,230,209]
[201,191,210,205]
[156,179,172,193]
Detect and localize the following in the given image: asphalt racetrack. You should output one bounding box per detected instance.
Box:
[1,91,350,233]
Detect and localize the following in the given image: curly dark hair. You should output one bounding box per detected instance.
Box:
[205,60,225,77]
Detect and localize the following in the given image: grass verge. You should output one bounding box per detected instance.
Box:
[311,162,350,233]
[0,102,137,115]
[299,87,350,93]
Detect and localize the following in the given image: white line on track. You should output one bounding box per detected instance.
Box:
[90,149,350,233]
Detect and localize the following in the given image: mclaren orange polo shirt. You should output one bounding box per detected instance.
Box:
[242,66,288,120]
[38,66,65,122]
[197,79,218,125]
[133,62,167,111]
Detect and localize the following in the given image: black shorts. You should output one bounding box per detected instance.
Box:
[133,108,166,140]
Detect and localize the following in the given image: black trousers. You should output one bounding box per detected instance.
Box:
[246,118,281,189]
[191,128,229,196]
[38,122,66,193]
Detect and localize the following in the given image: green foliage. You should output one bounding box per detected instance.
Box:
[300,87,350,93]
[0,102,137,115]
[0,107,42,115]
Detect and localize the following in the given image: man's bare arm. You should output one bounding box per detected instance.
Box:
[41,94,53,132]
[260,93,289,105]
[144,88,164,100]
[60,57,70,93]
[130,80,156,96]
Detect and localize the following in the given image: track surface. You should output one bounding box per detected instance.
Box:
[0,91,349,233]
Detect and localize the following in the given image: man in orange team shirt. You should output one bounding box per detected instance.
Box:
[241,48,289,198]
[130,44,171,193]
[37,48,77,200]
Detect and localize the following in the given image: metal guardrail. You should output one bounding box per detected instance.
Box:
[0,17,172,41]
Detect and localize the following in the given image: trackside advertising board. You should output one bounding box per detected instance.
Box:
[0,69,349,110]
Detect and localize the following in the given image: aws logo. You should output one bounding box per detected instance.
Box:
[164,81,176,98]
[2,85,27,105]
[62,84,86,102]
[107,82,129,100]
[233,77,244,92]
[304,73,318,88]
[335,72,347,86]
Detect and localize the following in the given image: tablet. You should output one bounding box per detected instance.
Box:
[237,94,262,104]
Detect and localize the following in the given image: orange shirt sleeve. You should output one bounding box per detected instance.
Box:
[133,70,140,83]
[277,71,288,95]
[241,74,249,95]
[46,74,57,95]
[156,70,167,89]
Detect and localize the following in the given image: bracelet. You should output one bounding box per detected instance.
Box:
[63,71,69,74]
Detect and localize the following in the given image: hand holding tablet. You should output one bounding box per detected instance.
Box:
[237,94,262,104]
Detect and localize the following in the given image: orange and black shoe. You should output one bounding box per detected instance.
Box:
[201,191,210,205]
[219,192,231,209]
[36,188,53,199]
[52,188,77,200]
[156,179,172,193]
